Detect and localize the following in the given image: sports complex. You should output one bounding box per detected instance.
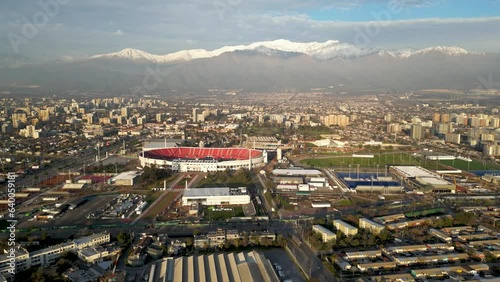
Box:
[139,147,267,172]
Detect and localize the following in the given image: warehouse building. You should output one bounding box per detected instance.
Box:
[359,218,385,235]
[312,225,336,243]
[333,220,358,236]
[389,166,455,193]
[147,251,279,282]
[182,187,250,206]
[111,171,142,186]
[271,169,322,177]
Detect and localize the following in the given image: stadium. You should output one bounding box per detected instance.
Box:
[139,147,267,172]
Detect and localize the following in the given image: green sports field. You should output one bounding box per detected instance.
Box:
[301,153,424,168]
[437,159,500,171]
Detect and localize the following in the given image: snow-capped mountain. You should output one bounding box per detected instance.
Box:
[1,39,498,93]
[90,39,482,64]
[379,46,481,58]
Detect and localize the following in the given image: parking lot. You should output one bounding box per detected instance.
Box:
[262,249,306,282]
[52,194,118,226]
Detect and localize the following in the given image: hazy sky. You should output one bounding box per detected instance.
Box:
[1,0,500,61]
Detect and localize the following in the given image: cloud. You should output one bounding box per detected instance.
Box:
[113,29,125,36]
[0,0,499,61]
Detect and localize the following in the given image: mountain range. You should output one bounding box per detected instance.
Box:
[1,39,499,93]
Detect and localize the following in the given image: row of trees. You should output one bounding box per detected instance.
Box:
[198,234,287,251]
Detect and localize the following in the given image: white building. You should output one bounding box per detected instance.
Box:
[312,225,336,242]
[333,219,358,236]
[359,218,385,235]
[182,187,250,206]
[111,171,142,186]
[0,233,110,276]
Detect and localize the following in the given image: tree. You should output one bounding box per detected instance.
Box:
[240,236,249,248]
[275,234,287,247]
[185,238,193,248]
[56,258,71,274]
[232,238,241,249]
[250,234,260,245]
[453,212,478,226]
[41,231,49,241]
[260,237,273,247]
[117,232,130,245]
[31,268,45,282]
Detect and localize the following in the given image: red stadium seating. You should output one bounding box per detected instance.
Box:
[143,147,261,161]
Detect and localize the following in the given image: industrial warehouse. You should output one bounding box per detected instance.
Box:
[146,251,279,282]
[389,166,456,193]
[181,187,250,206]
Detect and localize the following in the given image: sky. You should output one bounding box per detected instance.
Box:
[1,0,500,62]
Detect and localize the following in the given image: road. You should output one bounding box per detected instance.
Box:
[287,233,336,282]
[256,173,276,218]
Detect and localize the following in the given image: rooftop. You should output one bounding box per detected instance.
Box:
[391,166,439,178]
[272,168,322,176]
[183,187,247,198]
[112,171,141,181]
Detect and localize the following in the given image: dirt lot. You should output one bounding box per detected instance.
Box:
[38,175,72,187]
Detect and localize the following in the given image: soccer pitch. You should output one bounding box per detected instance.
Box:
[437,159,500,171]
[301,153,423,168]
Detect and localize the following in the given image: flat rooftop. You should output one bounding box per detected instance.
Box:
[417,176,452,185]
[272,169,322,176]
[391,166,438,178]
[112,171,141,180]
[183,187,247,197]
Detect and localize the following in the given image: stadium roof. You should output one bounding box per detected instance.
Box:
[143,147,261,161]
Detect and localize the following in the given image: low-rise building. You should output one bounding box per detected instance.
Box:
[110,171,142,186]
[0,232,110,276]
[333,220,358,236]
[182,187,250,206]
[345,250,382,261]
[428,228,452,243]
[312,225,336,243]
[359,218,385,235]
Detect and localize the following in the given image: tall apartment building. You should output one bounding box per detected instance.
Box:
[39,109,50,121]
[432,113,441,123]
[440,114,450,123]
[410,124,425,140]
[11,112,27,128]
[445,133,461,144]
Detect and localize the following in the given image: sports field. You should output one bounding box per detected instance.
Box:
[301,153,423,168]
[437,159,500,171]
